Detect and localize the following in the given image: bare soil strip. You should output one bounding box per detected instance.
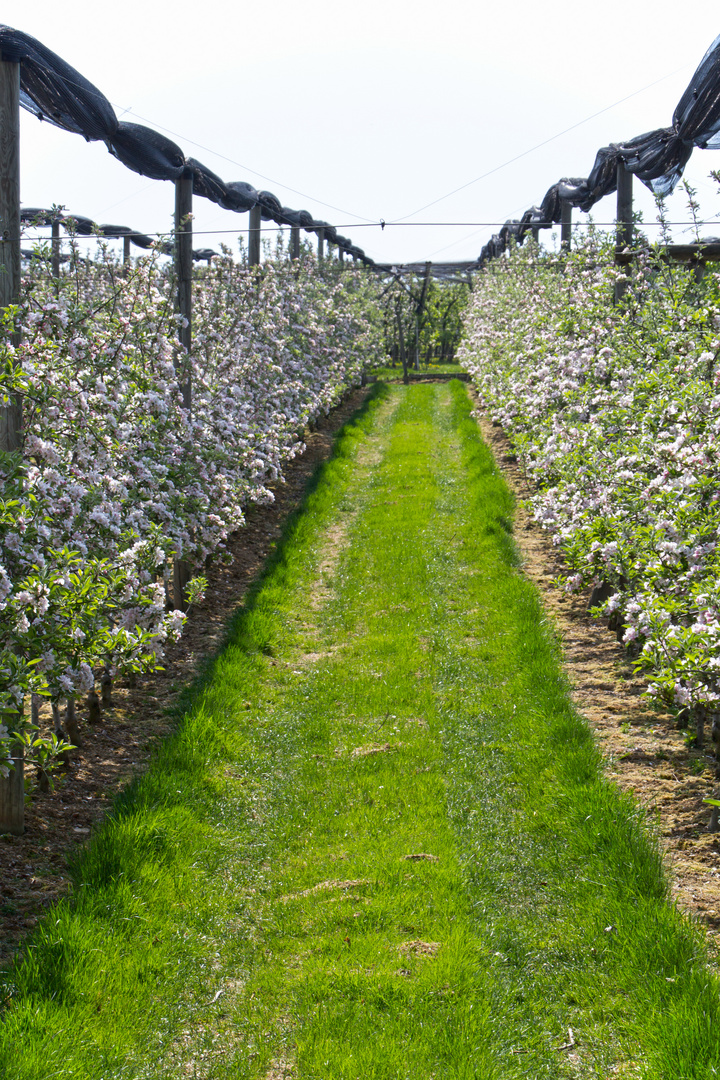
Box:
[472,397,720,937]
[0,387,372,967]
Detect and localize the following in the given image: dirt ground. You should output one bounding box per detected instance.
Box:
[2,379,719,971]
[0,387,372,969]
[471,399,720,942]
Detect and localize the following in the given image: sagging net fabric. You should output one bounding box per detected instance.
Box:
[0,25,373,267]
[19,206,217,260]
[475,33,720,266]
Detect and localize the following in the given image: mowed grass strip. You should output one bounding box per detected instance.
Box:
[1,381,719,1079]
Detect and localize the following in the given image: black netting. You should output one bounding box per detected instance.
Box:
[220,181,258,212]
[673,33,720,147]
[478,32,720,265]
[98,224,131,238]
[1,23,375,266]
[187,158,229,205]
[257,191,283,221]
[108,122,185,181]
[618,129,693,196]
[0,25,117,141]
[280,207,303,227]
[62,214,96,236]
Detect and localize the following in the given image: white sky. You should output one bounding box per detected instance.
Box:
[7,0,720,264]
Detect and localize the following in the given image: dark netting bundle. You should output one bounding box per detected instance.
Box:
[478,32,720,266]
[22,208,159,251]
[108,123,186,181]
[0,25,117,141]
[280,207,303,227]
[257,191,283,221]
[673,33,720,147]
[62,214,96,236]
[220,181,258,213]
[3,24,375,266]
[617,129,693,196]
[20,207,57,225]
[127,232,156,250]
[99,224,132,238]
[192,248,217,261]
[517,205,546,238]
[186,158,229,205]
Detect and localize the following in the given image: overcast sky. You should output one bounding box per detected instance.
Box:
[7,0,720,265]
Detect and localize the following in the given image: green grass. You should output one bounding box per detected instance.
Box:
[1,381,720,1078]
[370,361,463,379]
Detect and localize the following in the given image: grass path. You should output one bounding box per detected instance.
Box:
[2,382,720,1078]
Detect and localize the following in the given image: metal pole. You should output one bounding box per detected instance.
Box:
[560,201,572,252]
[0,57,23,835]
[248,204,261,267]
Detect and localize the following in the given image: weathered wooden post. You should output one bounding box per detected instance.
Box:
[290,225,300,262]
[396,301,408,386]
[51,213,61,285]
[614,161,633,304]
[123,233,131,267]
[338,245,344,266]
[415,261,432,370]
[317,226,325,263]
[248,204,261,268]
[173,170,193,611]
[174,171,192,410]
[531,225,540,244]
[560,200,572,252]
[0,55,24,835]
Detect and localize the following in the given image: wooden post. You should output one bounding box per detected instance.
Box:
[0,55,21,451]
[248,204,261,267]
[174,173,192,411]
[338,246,344,266]
[0,56,23,835]
[531,226,540,244]
[0,62,22,834]
[396,303,408,386]
[290,225,300,262]
[317,226,325,263]
[560,201,572,252]
[614,161,633,304]
[173,172,193,611]
[123,233,131,266]
[51,215,61,284]
[0,742,23,836]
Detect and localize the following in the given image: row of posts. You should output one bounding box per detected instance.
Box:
[0,50,357,833]
[0,45,638,835]
[552,163,634,302]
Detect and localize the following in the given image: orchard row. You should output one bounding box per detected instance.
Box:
[0,243,383,772]
[459,229,720,733]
